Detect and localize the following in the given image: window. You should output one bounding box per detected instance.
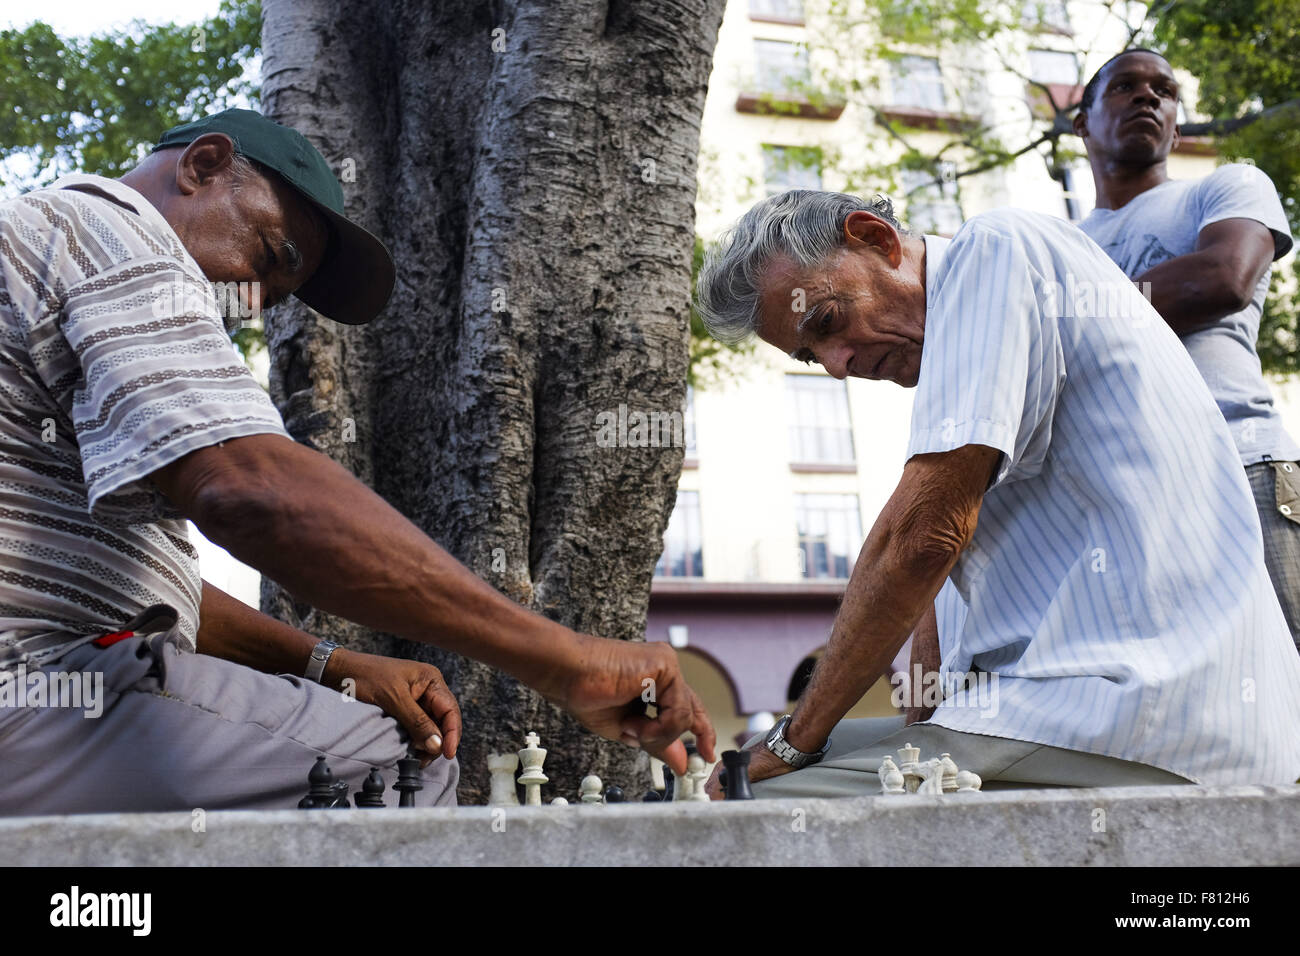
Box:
[900,167,963,235]
[795,493,863,579]
[890,56,946,111]
[786,375,855,465]
[655,491,703,578]
[762,145,823,195]
[750,0,804,21]
[1022,0,1071,33]
[754,39,810,95]
[1027,49,1080,86]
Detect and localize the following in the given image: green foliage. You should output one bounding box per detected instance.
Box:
[0,1,262,188]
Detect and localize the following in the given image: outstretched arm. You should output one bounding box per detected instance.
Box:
[152,434,715,773]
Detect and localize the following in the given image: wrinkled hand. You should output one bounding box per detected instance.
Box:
[556,635,716,777]
[703,735,792,799]
[326,649,462,765]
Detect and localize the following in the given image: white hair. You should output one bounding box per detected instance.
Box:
[695,190,908,345]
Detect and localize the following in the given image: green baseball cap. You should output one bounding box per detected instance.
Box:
[153,108,395,325]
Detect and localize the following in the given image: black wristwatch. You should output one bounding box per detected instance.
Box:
[765,714,831,770]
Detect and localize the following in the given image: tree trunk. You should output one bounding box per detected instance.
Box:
[258,0,725,804]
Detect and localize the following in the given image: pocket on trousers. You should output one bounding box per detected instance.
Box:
[1273,461,1300,527]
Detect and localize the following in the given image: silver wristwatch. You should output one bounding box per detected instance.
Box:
[765,714,831,770]
[304,639,340,683]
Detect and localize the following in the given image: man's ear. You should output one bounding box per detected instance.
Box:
[175,133,238,196]
[843,210,901,264]
[1171,123,1181,151]
[1072,108,1089,140]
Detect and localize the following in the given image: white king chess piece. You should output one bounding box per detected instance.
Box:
[897,742,922,793]
[487,752,521,807]
[516,731,549,806]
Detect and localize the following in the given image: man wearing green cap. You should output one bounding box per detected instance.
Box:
[0,108,715,813]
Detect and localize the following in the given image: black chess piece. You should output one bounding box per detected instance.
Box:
[721,750,755,800]
[299,755,342,809]
[354,768,387,808]
[662,765,675,801]
[603,785,626,803]
[394,755,423,807]
[641,789,663,802]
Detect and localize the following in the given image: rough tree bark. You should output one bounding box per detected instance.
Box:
[258,0,725,803]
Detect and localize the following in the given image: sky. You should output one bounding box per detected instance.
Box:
[1,0,223,35]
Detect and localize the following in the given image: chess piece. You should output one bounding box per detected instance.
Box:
[897,742,922,793]
[939,753,960,793]
[551,797,569,806]
[603,785,626,803]
[299,755,339,809]
[879,755,906,795]
[394,755,423,807]
[642,789,663,802]
[686,752,710,802]
[487,752,521,807]
[721,750,754,800]
[517,731,549,806]
[955,770,983,792]
[662,765,676,801]
[580,775,603,804]
[354,768,387,808]
[916,758,945,794]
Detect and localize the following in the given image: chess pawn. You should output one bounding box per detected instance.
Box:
[641,790,664,802]
[686,753,711,802]
[897,742,921,792]
[487,752,521,807]
[603,785,626,804]
[551,797,569,806]
[580,775,603,804]
[939,753,960,793]
[955,771,983,792]
[879,755,906,795]
[517,731,549,806]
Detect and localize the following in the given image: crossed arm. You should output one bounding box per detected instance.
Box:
[1136,218,1278,336]
[718,443,1000,788]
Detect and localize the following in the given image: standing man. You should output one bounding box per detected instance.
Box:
[0,109,714,814]
[1075,49,1300,650]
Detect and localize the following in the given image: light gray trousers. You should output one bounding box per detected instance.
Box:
[749,716,1193,799]
[0,628,458,815]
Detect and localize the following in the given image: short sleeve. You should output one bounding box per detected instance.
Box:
[1196,164,1293,260]
[907,225,1064,490]
[60,256,291,527]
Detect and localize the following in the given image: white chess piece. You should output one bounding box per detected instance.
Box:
[897,742,922,793]
[551,797,569,806]
[686,753,711,802]
[916,758,945,794]
[517,731,549,806]
[955,771,982,792]
[879,755,906,794]
[671,767,694,802]
[939,753,960,793]
[487,752,521,807]
[579,775,603,804]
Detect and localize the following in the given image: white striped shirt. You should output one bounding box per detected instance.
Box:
[0,174,291,671]
[911,209,1300,785]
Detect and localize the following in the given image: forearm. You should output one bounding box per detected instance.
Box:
[190,437,578,698]
[195,578,322,678]
[784,530,954,753]
[1136,253,1249,335]
[905,602,942,725]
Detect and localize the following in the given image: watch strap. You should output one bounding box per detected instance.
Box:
[304,639,340,683]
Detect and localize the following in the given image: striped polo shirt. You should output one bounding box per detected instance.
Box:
[911,209,1300,785]
[0,174,291,672]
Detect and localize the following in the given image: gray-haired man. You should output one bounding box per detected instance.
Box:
[696,189,1300,798]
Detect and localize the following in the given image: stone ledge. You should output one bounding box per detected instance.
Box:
[1,784,1296,866]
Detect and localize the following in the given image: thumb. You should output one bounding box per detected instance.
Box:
[391,695,444,758]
